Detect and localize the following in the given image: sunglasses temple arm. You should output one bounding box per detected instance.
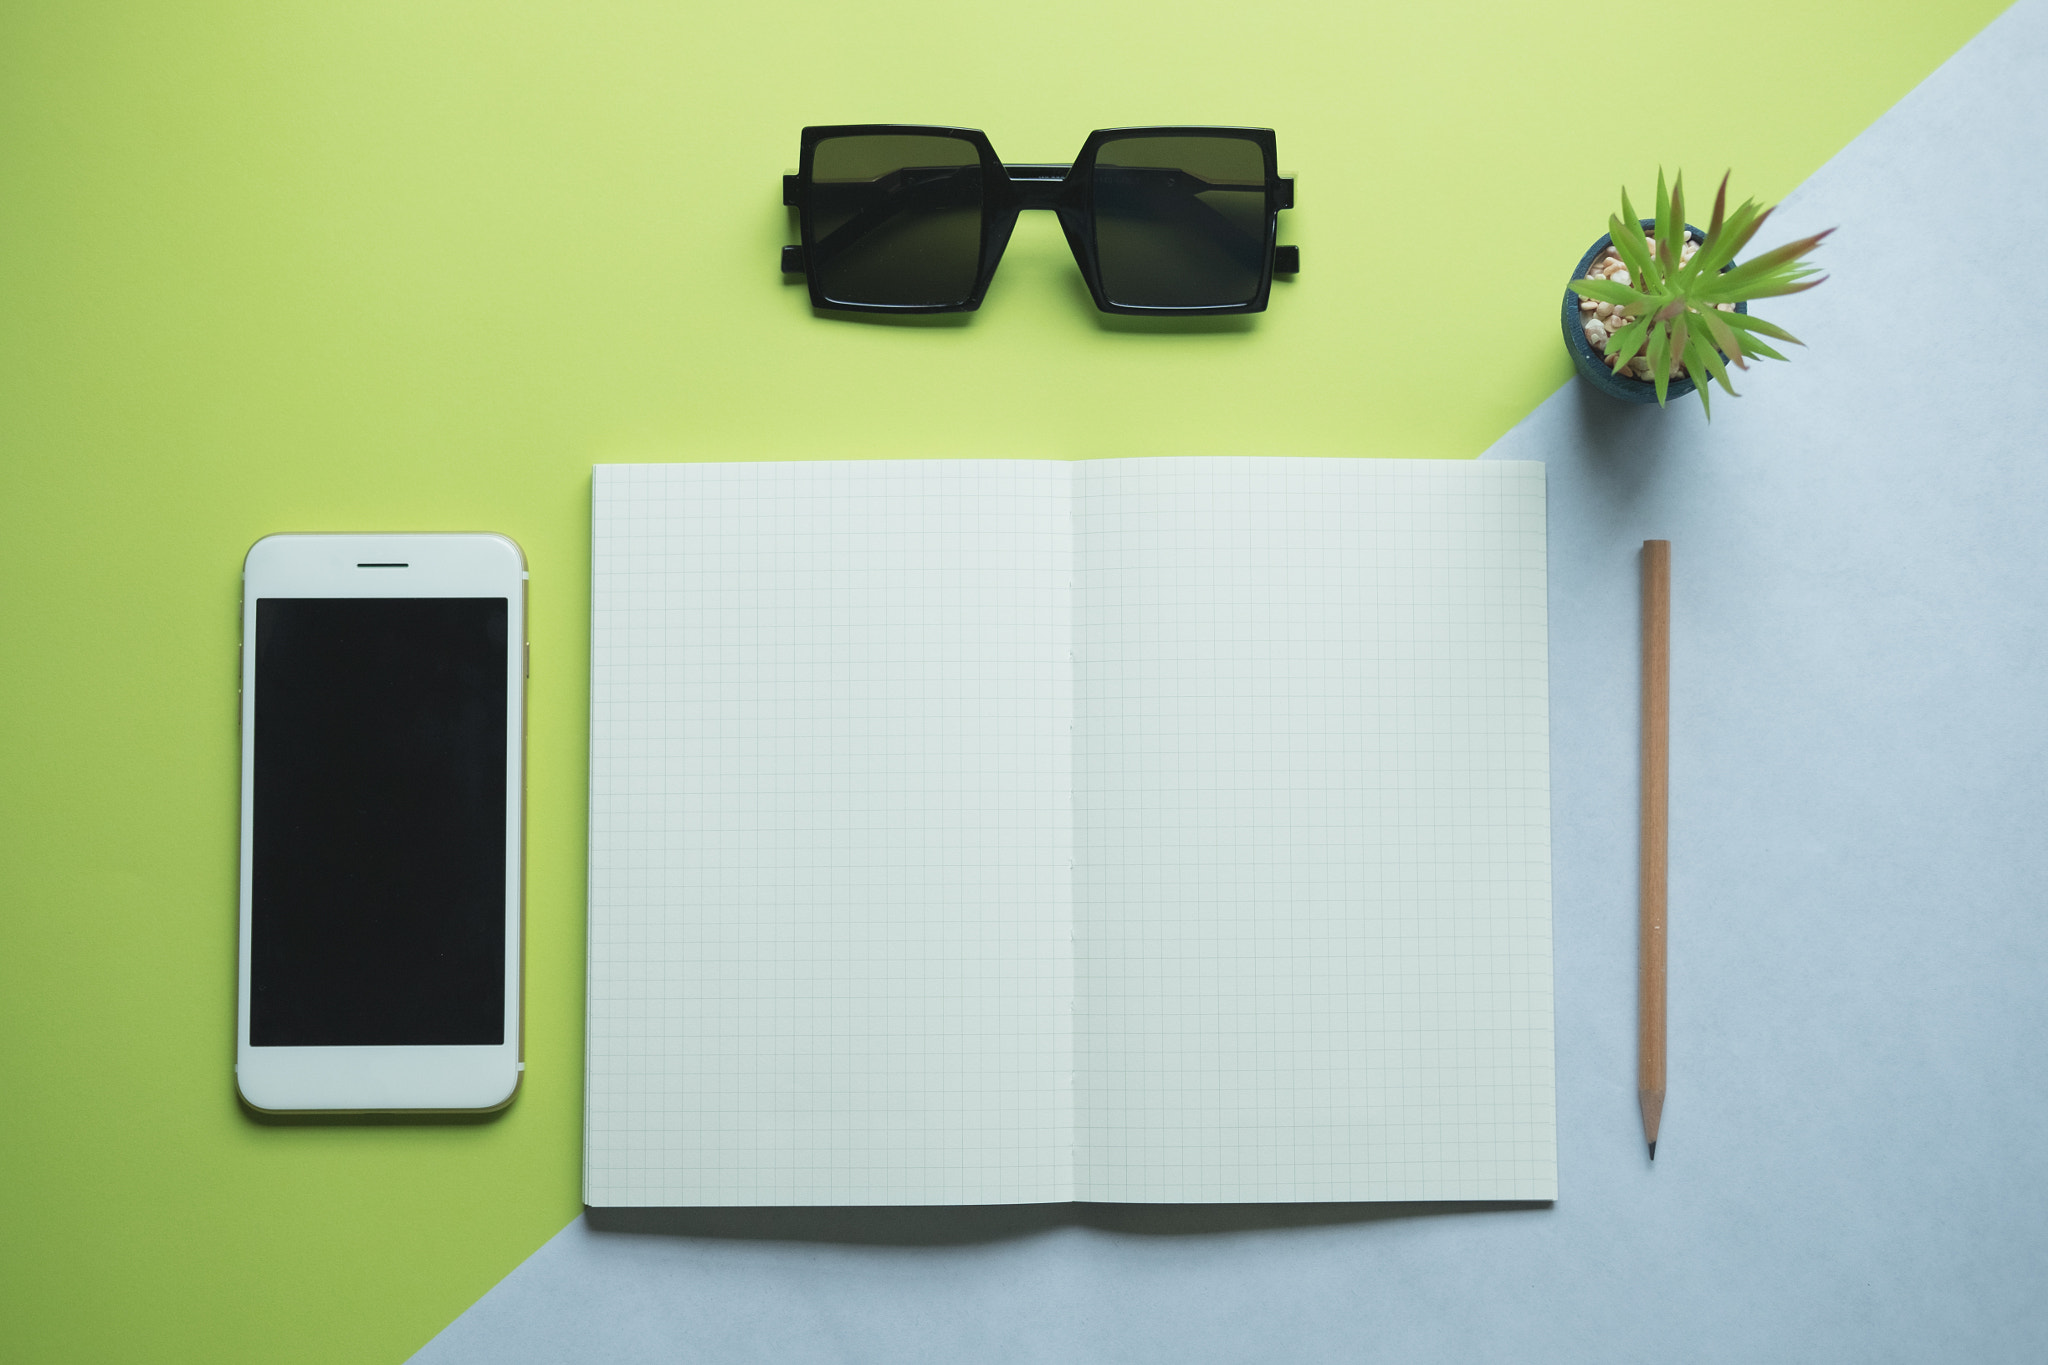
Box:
[1089,169,1297,251]
[1091,169,1297,270]
[782,166,984,271]
[1094,186,1274,274]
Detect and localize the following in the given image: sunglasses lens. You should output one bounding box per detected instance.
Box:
[1091,137,1269,308]
[807,135,985,307]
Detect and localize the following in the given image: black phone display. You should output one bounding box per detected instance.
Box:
[250,597,508,1047]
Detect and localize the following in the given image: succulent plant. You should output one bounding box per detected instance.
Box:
[1571,171,1831,414]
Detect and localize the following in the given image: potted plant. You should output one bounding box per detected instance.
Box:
[1563,171,1831,413]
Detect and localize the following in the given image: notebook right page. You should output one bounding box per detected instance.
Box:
[1074,458,1555,1202]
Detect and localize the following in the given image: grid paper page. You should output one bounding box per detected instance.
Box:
[1074,457,1556,1202]
[586,461,1073,1206]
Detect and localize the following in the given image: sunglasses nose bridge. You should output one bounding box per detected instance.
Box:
[1001,164,1074,212]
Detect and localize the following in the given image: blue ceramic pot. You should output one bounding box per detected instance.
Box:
[1562,219,1746,404]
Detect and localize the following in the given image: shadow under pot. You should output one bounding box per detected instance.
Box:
[1562,218,1747,404]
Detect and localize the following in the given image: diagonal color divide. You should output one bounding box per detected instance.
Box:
[415,3,2048,1361]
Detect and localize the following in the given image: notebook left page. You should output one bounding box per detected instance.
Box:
[586,461,1074,1206]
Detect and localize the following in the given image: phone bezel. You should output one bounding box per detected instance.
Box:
[236,532,526,1114]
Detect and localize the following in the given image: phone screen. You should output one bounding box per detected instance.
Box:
[251,597,508,1046]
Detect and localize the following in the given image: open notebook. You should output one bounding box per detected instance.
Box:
[586,457,1554,1206]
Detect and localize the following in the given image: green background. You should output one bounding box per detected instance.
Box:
[0,2,2009,1360]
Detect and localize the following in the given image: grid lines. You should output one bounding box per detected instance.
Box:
[585,457,1555,1207]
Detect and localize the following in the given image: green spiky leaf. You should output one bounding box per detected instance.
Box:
[1713,311,1803,345]
[1616,197,1661,291]
[1570,277,1648,306]
[1608,214,1654,286]
[1662,174,1685,271]
[1687,332,1733,395]
[1736,272,1829,300]
[1726,227,1834,277]
[1695,307,1746,368]
[1647,325,1671,405]
[1604,316,1651,369]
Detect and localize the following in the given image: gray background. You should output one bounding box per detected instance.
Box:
[416,4,2048,1357]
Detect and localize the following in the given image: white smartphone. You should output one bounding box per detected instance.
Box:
[236,533,526,1113]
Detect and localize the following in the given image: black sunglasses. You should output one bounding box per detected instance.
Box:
[780,124,1298,316]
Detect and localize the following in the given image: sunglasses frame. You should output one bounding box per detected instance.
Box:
[781,124,1297,316]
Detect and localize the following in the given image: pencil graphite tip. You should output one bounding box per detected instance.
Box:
[1648,1141,1656,1161]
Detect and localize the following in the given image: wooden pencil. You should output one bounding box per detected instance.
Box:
[1639,540,1670,1160]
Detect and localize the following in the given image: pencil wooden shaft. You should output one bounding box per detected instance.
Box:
[1639,541,1670,1155]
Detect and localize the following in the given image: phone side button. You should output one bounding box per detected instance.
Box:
[524,641,530,678]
